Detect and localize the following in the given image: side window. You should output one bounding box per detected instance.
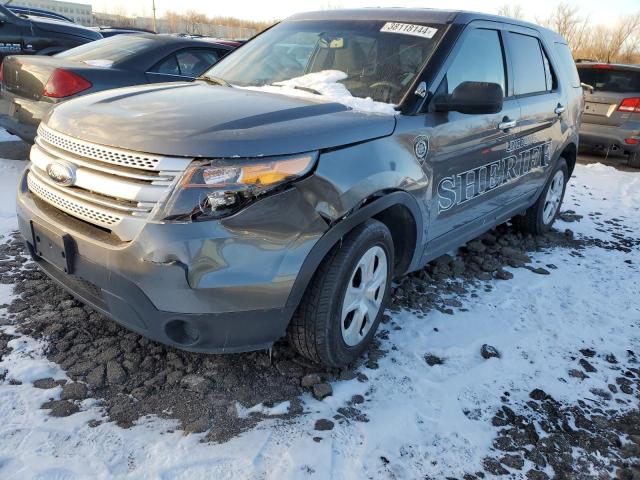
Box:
[175,49,220,78]
[554,42,581,88]
[443,29,506,96]
[149,55,180,76]
[541,48,556,91]
[508,33,548,95]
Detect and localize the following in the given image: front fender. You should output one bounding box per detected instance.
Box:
[285,189,425,312]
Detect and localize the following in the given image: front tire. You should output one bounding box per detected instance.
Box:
[287,219,394,367]
[513,157,568,235]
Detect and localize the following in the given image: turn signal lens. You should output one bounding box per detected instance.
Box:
[156,153,317,222]
[618,97,640,113]
[43,69,92,98]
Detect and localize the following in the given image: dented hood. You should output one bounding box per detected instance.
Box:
[45,82,398,158]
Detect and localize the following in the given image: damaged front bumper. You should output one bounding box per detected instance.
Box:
[16,169,328,353]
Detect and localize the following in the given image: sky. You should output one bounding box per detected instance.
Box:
[91,0,637,25]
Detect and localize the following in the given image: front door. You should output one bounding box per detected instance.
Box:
[426,25,521,242]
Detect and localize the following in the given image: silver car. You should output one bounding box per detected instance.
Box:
[577,62,640,167]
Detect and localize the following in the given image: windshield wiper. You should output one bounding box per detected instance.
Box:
[292,85,323,95]
[198,75,233,88]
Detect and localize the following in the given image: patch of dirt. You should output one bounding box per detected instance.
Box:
[469,349,640,479]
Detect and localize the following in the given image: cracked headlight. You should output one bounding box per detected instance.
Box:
[155,153,317,222]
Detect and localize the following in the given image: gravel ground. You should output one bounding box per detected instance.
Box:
[0,212,639,478]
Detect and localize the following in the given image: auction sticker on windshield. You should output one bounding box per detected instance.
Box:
[380,22,438,39]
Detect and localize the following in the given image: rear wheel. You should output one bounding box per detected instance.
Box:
[287,219,394,367]
[513,157,568,235]
[629,152,640,169]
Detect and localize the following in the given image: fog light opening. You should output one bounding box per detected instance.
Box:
[165,319,200,346]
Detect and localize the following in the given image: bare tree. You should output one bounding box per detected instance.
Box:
[603,13,640,62]
[538,3,590,52]
[184,10,208,35]
[497,4,525,20]
[165,10,184,33]
[570,12,640,63]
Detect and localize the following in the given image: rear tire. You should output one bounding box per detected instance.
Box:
[629,152,640,169]
[512,157,568,235]
[287,219,394,367]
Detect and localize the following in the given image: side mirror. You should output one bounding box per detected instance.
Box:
[434,81,504,115]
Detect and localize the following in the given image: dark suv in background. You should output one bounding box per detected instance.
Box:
[0,4,101,58]
[16,9,582,366]
[577,62,640,167]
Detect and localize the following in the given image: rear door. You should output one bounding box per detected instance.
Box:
[427,23,522,240]
[578,65,640,127]
[503,27,562,196]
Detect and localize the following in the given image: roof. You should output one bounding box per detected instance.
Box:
[126,33,235,50]
[287,8,459,24]
[286,8,565,43]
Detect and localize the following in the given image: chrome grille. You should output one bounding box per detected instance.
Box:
[28,125,193,240]
[28,173,122,227]
[39,125,161,170]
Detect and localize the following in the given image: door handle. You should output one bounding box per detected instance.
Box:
[499,119,517,131]
[554,104,566,115]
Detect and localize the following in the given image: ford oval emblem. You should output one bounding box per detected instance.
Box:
[46,161,76,187]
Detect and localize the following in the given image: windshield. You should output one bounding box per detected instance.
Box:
[55,35,154,65]
[204,19,445,107]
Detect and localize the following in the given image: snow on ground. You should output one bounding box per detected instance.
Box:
[0,130,25,236]
[240,70,399,115]
[0,139,638,479]
[0,130,25,311]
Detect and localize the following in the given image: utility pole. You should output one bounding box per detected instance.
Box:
[152,0,157,33]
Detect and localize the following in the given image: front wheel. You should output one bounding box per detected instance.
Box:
[513,158,568,235]
[287,219,394,367]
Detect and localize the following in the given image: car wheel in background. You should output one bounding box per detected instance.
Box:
[287,219,394,367]
[513,157,569,235]
[629,152,640,169]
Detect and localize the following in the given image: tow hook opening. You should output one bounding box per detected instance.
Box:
[164,318,200,346]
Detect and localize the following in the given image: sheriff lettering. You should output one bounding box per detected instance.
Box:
[437,139,552,214]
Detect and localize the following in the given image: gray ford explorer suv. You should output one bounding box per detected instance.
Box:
[15,9,582,367]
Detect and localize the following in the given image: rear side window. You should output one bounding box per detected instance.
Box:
[175,50,220,77]
[444,29,506,96]
[577,67,640,93]
[508,33,548,95]
[150,49,221,78]
[554,43,581,88]
[151,55,180,76]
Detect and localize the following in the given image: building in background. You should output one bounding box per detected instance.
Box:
[12,0,92,25]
